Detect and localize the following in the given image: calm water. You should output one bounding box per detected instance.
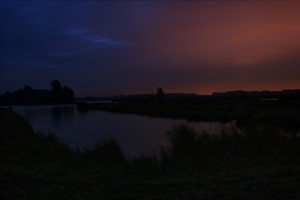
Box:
[12,105,235,157]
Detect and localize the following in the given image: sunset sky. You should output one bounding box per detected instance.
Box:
[1,1,300,96]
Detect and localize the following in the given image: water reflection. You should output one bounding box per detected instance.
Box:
[12,105,235,157]
[51,106,74,128]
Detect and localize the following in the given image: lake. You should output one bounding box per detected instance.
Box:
[12,104,236,157]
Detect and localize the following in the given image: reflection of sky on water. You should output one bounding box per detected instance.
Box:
[12,105,234,157]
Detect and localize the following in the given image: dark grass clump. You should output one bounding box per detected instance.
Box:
[160,124,300,173]
[83,138,125,165]
[0,108,72,166]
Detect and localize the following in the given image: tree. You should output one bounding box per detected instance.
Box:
[51,80,61,95]
[156,87,165,102]
[62,86,74,101]
[23,85,33,94]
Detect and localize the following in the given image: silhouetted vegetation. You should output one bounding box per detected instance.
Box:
[1,108,300,199]
[0,80,75,105]
[156,87,165,102]
[213,89,300,99]
[163,124,300,166]
[76,89,300,103]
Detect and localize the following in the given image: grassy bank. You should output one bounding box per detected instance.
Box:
[1,108,300,199]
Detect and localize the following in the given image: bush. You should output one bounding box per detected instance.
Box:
[83,138,125,164]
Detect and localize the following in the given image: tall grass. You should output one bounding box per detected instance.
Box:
[83,138,125,164]
[154,124,300,179]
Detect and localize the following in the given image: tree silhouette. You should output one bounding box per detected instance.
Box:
[156,87,165,102]
[62,86,74,101]
[23,85,33,94]
[0,80,75,105]
[51,80,61,95]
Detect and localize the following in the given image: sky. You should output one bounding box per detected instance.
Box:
[1,0,300,96]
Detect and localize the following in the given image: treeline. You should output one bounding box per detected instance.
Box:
[0,80,75,105]
[78,89,300,103]
[212,89,300,99]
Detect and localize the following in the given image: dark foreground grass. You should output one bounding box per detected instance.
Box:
[1,108,300,200]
